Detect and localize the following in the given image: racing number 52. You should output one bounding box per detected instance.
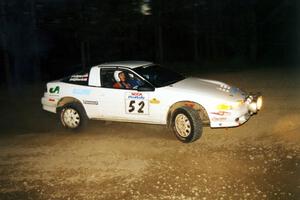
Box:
[128,100,145,113]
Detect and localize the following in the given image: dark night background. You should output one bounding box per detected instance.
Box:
[0,0,299,87]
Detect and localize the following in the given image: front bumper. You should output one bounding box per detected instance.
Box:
[210,93,263,128]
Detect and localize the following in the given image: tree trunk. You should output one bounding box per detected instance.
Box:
[29,0,41,82]
[249,5,257,63]
[81,40,87,69]
[193,0,200,63]
[211,0,218,60]
[157,7,163,62]
[297,0,300,64]
[86,40,90,67]
[154,0,164,63]
[0,0,12,87]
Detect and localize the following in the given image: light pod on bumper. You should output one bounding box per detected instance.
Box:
[256,96,263,110]
[247,94,263,114]
[248,101,258,113]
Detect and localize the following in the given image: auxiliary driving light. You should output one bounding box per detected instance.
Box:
[256,96,263,110]
[248,102,257,113]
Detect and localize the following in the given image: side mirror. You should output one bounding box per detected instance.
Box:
[137,86,155,92]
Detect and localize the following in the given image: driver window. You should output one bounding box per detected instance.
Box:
[101,68,143,90]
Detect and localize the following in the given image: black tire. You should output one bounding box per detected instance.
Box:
[59,102,88,130]
[171,106,203,143]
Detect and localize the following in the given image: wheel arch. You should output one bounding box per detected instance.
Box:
[166,101,210,128]
[56,96,84,113]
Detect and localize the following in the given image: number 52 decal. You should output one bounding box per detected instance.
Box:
[125,93,149,115]
[128,100,145,113]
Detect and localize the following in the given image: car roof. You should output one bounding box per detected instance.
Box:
[98,61,153,69]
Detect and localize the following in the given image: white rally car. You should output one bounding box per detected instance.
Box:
[41,61,262,143]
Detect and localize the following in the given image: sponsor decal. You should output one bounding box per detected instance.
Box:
[49,86,60,94]
[210,111,231,116]
[127,92,145,100]
[211,117,227,122]
[69,73,88,82]
[216,104,232,110]
[73,88,91,95]
[83,100,98,105]
[150,98,160,104]
[125,92,149,115]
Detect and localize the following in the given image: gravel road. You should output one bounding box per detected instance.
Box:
[0,67,299,199]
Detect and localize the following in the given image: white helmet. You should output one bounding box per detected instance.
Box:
[114,70,122,82]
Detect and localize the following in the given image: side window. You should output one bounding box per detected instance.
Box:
[101,68,144,90]
[126,72,144,89]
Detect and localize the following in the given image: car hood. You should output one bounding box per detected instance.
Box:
[170,77,246,101]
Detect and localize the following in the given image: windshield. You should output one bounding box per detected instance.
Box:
[133,65,185,87]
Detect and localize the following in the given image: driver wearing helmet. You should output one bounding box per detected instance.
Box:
[113,71,132,89]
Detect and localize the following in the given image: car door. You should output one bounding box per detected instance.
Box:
[98,67,164,123]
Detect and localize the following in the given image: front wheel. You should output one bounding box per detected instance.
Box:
[59,103,87,130]
[172,106,203,143]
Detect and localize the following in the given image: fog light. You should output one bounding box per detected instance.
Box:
[248,102,257,113]
[256,96,263,110]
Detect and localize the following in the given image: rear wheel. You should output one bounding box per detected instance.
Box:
[172,106,203,143]
[59,103,87,130]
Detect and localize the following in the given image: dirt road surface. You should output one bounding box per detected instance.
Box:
[0,67,299,199]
